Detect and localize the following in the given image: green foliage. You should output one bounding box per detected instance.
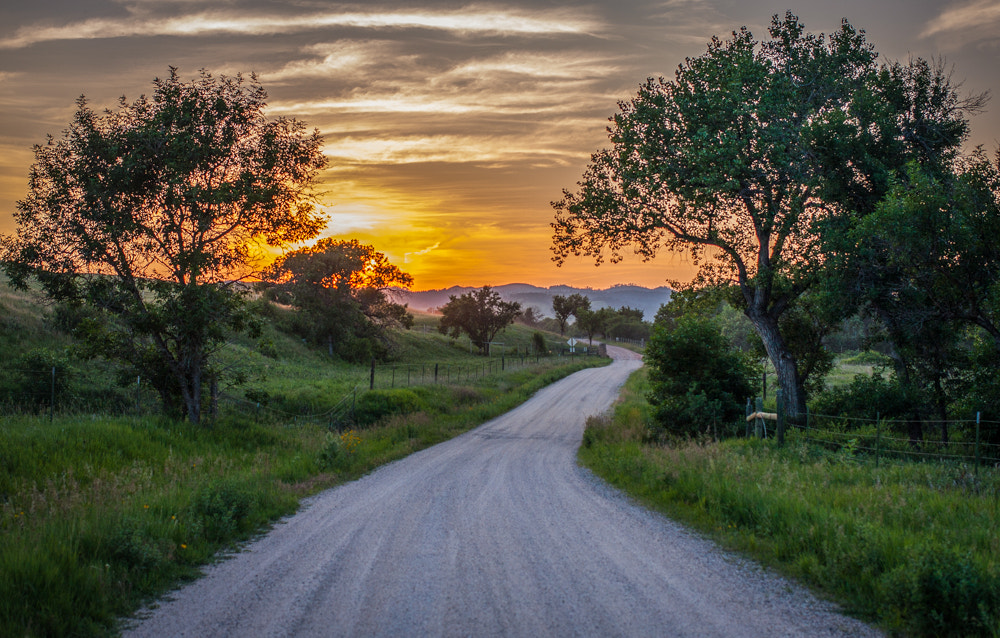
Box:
[580,376,1000,636]
[15,347,72,406]
[883,547,1000,637]
[353,389,428,426]
[531,331,547,355]
[811,371,913,420]
[551,293,590,335]
[645,316,756,436]
[0,350,601,635]
[438,286,522,354]
[262,238,414,362]
[1,68,327,424]
[189,480,259,543]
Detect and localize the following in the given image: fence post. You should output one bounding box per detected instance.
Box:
[434,363,439,384]
[776,389,785,446]
[391,367,396,388]
[370,358,375,390]
[755,396,764,438]
[876,411,881,469]
[502,355,505,371]
[975,411,981,479]
[50,366,56,423]
[136,375,141,415]
[745,398,752,438]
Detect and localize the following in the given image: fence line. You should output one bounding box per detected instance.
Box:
[0,351,595,424]
[742,395,1000,470]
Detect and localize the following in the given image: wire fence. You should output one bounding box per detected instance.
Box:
[742,394,1000,470]
[0,349,603,426]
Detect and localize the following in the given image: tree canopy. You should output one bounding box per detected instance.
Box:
[552,13,974,417]
[551,293,591,335]
[1,68,327,423]
[264,238,414,361]
[438,286,521,355]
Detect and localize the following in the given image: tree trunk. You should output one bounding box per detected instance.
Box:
[748,311,806,419]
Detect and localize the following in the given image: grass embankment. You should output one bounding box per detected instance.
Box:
[0,279,608,636]
[580,368,1000,637]
[1,357,603,636]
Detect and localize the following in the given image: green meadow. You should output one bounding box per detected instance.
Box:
[580,367,1000,637]
[0,280,606,636]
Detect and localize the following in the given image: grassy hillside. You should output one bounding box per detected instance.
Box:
[0,280,607,636]
[580,368,1000,637]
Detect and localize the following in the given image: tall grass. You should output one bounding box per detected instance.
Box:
[579,368,1000,637]
[1,354,603,636]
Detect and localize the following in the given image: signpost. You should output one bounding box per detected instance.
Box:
[567,338,577,354]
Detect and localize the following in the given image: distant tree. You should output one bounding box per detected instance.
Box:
[263,238,414,361]
[438,286,521,354]
[1,68,326,423]
[573,306,614,344]
[552,293,591,335]
[531,331,547,355]
[517,306,545,328]
[607,306,651,341]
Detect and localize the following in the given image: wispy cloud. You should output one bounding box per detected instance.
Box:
[0,6,602,49]
[922,0,1000,44]
[404,242,440,263]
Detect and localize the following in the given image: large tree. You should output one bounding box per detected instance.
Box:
[264,238,414,360]
[438,286,521,355]
[1,68,327,423]
[552,13,968,417]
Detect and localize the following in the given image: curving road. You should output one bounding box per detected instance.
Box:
[125,347,880,637]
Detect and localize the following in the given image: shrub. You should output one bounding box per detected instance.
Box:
[188,480,258,543]
[15,347,73,406]
[883,548,1000,637]
[107,518,166,574]
[353,389,426,426]
[645,316,755,436]
[532,331,547,355]
[811,371,913,421]
[317,432,342,470]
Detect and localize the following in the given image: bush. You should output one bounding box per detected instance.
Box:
[883,548,1000,637]
[188,480,258,543]
[811,371,913,420]
[645,316,756,436]
[353,389,426,426]
[532,331,546,355]
[15,347,73,406]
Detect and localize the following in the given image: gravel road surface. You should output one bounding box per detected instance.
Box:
[125,347,881,637]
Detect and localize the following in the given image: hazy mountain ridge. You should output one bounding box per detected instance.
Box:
[390,284,673,321]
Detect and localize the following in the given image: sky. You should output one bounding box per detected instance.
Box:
[1,1,998,290]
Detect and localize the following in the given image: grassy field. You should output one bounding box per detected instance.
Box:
[0,280,608,636]
[580,367,1000,637]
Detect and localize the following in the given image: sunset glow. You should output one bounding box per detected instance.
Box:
[2,1,998,290]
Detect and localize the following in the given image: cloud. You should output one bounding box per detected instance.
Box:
[921,0,1000,45]
[0,5,602,49]
[404,242,440,263]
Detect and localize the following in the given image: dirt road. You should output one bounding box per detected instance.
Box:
[125,347,879,637]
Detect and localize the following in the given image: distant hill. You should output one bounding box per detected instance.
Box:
[390,284,673,321]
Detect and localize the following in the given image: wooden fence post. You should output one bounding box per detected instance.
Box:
[745,398,752,438]
[876,412,881,469]
[50,366,56,423]
[976,411,981,479]
[755,396,764,438]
